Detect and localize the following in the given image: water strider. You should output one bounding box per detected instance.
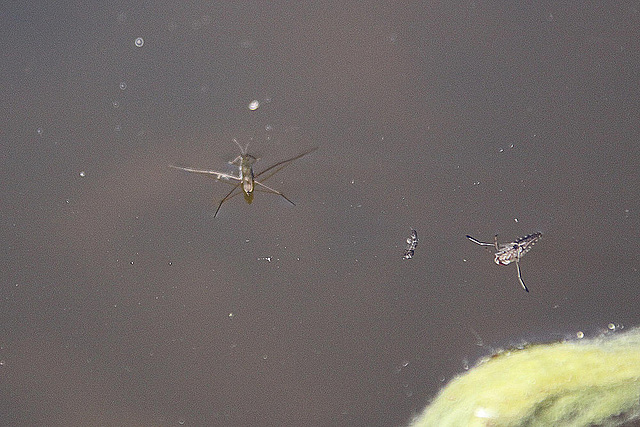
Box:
[466,232,542,292]
[170,139,317,217]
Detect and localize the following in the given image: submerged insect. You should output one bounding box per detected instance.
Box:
[403,229,418,259]
[466,232,542,292]
[170,139,317,217]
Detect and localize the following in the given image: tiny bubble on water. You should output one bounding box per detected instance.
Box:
[37,128,43,135]
[262,354,268,360]
[112,100,119,108]
[134,37,144,47]
[248,100,260,110]
[119,82,127,90]
[79,171,86,177]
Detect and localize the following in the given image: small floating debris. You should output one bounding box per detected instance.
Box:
[403,229,418,260]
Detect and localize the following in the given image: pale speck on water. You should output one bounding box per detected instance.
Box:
[134,37,144,47]
[119,82,127,90]
[79,171,86,177]
[576,331,584,339]
[112,100,119,108]
[36,127,43,135]
[248,100,260,110]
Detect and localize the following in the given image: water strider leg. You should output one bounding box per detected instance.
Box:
[255,147,318,180]
[516,260,529,292]
[254,180,295,206]
[214,184,242,217]
[466,235,495,247]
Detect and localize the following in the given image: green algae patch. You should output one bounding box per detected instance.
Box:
[411,328,640,427]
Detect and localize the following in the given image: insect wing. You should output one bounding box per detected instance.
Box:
[494,233,541,265]
[514,232,542,257]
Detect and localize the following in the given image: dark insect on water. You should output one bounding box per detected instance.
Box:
[466,232,542,292]
[170,139,317,217]
[403,229,418,260]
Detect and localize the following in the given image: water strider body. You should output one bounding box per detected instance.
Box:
[170,139,317,217]
[466,232,542,292]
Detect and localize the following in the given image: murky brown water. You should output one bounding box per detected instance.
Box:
[2,2,639,426]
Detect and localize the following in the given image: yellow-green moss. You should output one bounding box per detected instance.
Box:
[410,327,640,427]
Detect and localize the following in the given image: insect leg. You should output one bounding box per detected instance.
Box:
[466,235,495,247]
[516,260,529,292]
[254,180,295,206]
[493,234,500,251]
[255,147,318,180]
[215,184,242,217]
